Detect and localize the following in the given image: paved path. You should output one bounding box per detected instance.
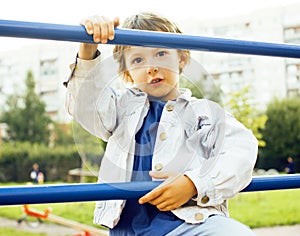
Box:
[0,216,89,236]
[252,224,300,236]
[0,216,300,236]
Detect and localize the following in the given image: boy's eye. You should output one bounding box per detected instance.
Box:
[132,57,143,64]
[156,51,167,57]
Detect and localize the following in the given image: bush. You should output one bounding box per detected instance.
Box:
[259,97,300,172]
[0,142,81,182]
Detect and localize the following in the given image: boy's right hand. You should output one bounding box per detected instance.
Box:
[79,16,120,60]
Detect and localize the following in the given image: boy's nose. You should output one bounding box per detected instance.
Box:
[147,67,159,75]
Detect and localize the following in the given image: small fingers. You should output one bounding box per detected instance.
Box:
[90,16,108,43]
[156,202,179,211]
[80,15,117,43]
[81,18,94,35]
[139,187,163,204]
[96,15,112,43]
[113,16,120,27]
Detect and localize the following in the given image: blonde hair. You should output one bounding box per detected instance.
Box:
[113,12,190,82]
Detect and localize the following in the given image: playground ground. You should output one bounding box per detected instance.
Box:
[0,216,299,236]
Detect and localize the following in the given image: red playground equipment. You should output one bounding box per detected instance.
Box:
[17,205,108,236]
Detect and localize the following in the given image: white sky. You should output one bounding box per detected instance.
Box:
[0,0,300,51]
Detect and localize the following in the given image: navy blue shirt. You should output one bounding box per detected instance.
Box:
[110,101,183,236]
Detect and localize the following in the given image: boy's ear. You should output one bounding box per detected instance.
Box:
[179,53,188,72]
[124,70,134,83]
[179,53,188,69]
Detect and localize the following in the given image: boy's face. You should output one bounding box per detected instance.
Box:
[124,47,184,101]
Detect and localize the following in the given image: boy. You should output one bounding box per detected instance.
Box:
[65,12,257,236]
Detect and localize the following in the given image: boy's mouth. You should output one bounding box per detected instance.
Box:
[149,78,163,84]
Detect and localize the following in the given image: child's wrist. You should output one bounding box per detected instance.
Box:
[183,174,197,197]
[78,43,99,60]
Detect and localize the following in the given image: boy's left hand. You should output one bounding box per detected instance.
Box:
[138,171,197,211]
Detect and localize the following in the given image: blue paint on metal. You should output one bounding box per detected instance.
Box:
[0,175,299,205]
[1,19,300,58]
[243,174,300,192]
[0,181,161,205]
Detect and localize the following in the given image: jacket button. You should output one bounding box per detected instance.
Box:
[201,195,210,204]
[166,104,174,112]
[154,163,163,171]
[159,132,167,141]
[194,212,204,221]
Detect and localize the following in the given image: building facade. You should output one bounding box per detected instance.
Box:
[0,41,78,123]
[179,3,300,109]
[1,3,300,124]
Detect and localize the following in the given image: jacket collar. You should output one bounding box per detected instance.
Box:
[128,87,193,102]
[177,88,193,102]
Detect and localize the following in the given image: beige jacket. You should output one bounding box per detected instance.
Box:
[65,55,258,228]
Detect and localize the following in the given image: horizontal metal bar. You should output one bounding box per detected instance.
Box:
[1,19,300,58]
[0,181,161,205]
[0,175,299,205]
[242,174,300,192]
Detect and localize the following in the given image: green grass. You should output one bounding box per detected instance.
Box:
[0,202,104,235]
[0,227,46,236]
[229,189,300,228]
[0,202,97,227]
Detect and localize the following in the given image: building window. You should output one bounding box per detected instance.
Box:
[40,58,57,77]
[284,25,300,43]
[286,63,300,97]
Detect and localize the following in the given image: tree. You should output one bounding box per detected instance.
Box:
[261,97,300,161]
[72,121,106,181]
[225,86,268,147]
[51,122,74,146]
[0,71,51,144]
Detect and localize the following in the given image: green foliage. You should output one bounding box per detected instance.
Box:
[72,121,106,170]
[260,97,300,171]
[0,71,51,144]
[51,122,74,146]
[225,86,267,147]
[0,122,106,182]
[0,70,106,183]
[0,142,81,182]
[0,121,105,183]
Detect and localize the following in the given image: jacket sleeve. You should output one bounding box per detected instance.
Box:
[65,54,118,142]
[184,100,258,207]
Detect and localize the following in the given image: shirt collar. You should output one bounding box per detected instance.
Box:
[128,87,193,101]
[177,88,193,101]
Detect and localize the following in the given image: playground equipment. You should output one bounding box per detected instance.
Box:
[1,19,300,58]
[0,18,299,223]
[0,175,299,205]
[17,205,108,236]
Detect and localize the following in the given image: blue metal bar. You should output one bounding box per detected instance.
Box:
[0,181,161,205]
[1,19,300,58]
[243,174,300,192]
[0,175,299,205]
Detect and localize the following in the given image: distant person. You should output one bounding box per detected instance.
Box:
[285,157,295,174]
[37,171,44,184]
[30,163,44,184]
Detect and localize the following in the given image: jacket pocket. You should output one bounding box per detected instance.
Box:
[185,119,214,160]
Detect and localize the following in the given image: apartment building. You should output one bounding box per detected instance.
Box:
[179,3,300,108]
[0,41,78,123]
[1,3,300,125]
